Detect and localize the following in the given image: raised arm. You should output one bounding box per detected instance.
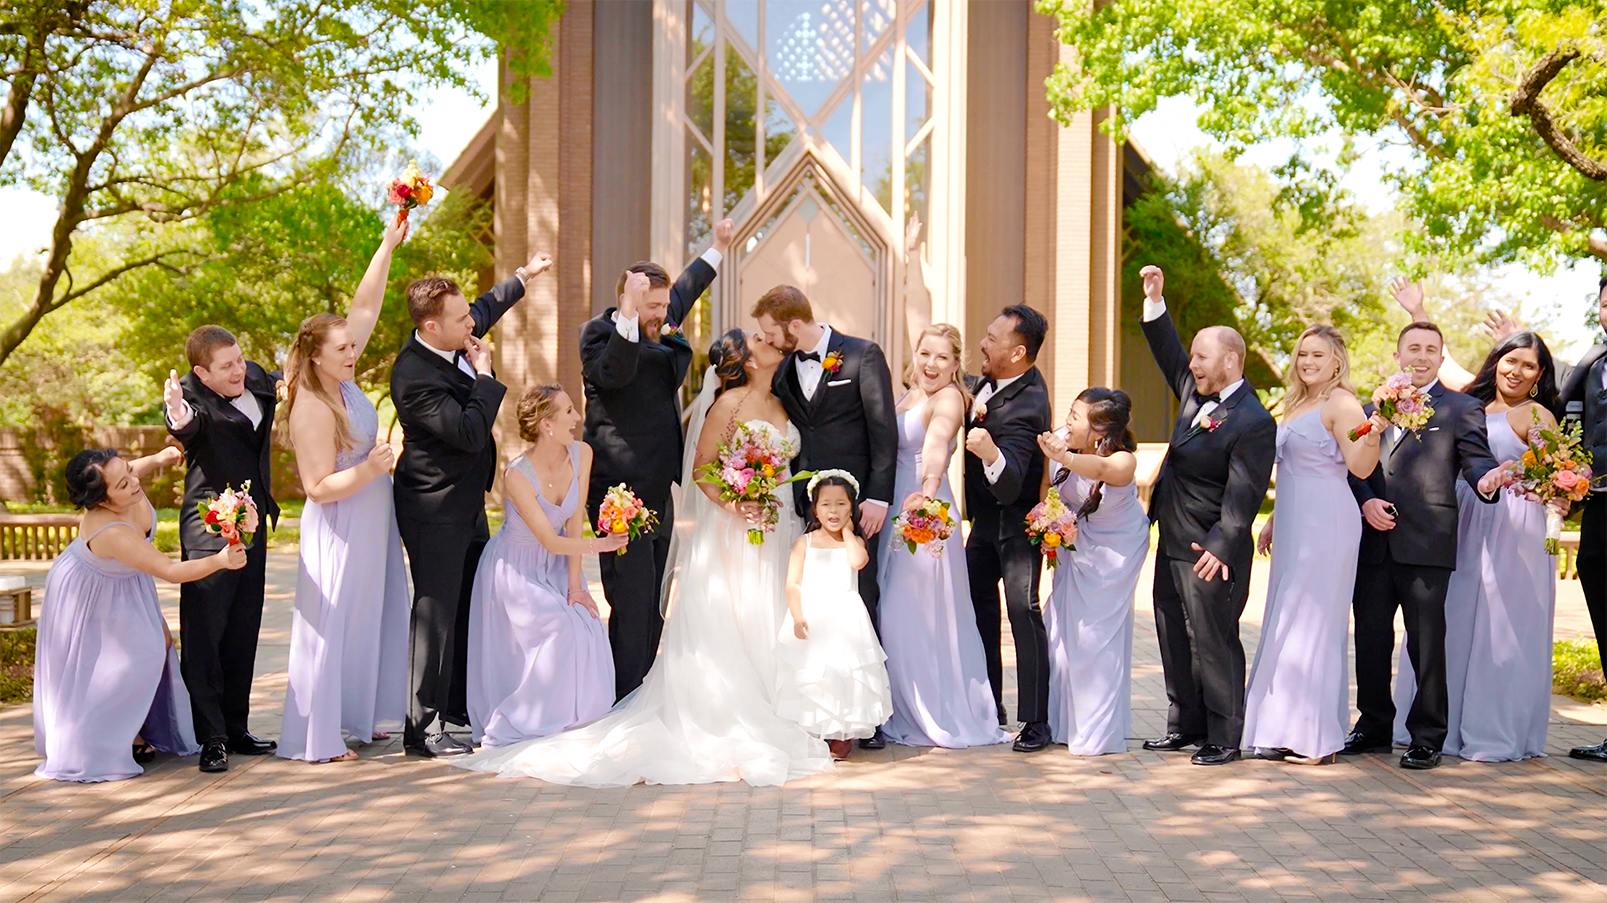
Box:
[164,370,208,444]
[913,386,964,502]
[901,214,931,352]
[470,251,552,338]
[129,446,183,480]
[1137,265,1194,400]
[668,218,732,327]
[1390,278,1478,391]
[581,271,650,391]
[345,218,408,359]
[93,525,245,585]
[965,390,1050,507]
[1036,430,1138,487]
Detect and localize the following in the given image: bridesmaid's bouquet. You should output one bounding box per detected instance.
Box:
[597,484,658,555]
[891,495,956,558]
[1348,371,1434,441]
[199,481,259,547]
[695,421,809,544]
[1024,488,1077,568]
[386,161,434,227]
[1502,409,1593,554]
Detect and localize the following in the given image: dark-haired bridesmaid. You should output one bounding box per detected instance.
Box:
[1035,389,1149,755]
[34,447,245,782]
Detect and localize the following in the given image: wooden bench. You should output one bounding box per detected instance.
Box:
[0,513,79,560]
[0,586,33,626]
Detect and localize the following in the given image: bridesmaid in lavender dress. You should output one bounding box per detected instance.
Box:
[1035,389,1148,756]
[467,385,625,748]
[278,220,412,764]
[1394,332,1559,761]
[876,324,1008,748]
[35,448,242,781]
[1243,326,1383,765]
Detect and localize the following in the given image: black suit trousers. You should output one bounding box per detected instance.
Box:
[967,527,1048,724]
[1351,546,1452,749]
[178,539,268,743]
[398,511,488,741]
[597,494,674,702]
[1577,494,1607,670]
[1152,553,1251,748]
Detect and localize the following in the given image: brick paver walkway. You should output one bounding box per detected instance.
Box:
[2,549,1605,902]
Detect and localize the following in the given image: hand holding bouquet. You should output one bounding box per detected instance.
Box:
[695,420,810,544]
[1025,488,1078,569]
[596,484,658,555]
[386,161,435,227]
[199,481,259,547]
[891,494,956,557]
[1349,371,1434,441]
[1502,409,1593,554]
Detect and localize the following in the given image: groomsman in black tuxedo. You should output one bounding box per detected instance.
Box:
[1560,278,1607,762]
[961,305,1055,752]
[756,285,899,748]
[581,219,732,701]
[1343,320,1503,769]
[1138,266,1276,766]
[391,252,552,757]
[163,326,281,772]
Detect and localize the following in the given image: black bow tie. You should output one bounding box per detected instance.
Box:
[797,351,822,363]
[1196,392,1221,405]
[979,376,998,392]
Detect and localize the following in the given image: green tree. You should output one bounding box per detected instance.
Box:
[1040,0,1607,270]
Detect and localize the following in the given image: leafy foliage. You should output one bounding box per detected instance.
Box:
[1554,638,1607,702]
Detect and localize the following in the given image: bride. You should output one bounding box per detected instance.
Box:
[453,329,833,787]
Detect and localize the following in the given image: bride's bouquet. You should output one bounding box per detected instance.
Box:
[199,481,259,547]
[1024,488,1077,568]
[386,161,434,227]
[1348,371,1434,441]
[695,421,809,544]
[891,495,956,558]
[1502,409,1593,554]
[596,484,658,555]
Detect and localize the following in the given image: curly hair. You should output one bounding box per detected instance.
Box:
[708,329,752,396]
[65,448,121,510]
[516,384,567,443]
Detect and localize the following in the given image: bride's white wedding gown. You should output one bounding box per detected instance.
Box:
[454,395,833,787]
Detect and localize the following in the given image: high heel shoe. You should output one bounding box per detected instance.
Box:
[132,741,156,764]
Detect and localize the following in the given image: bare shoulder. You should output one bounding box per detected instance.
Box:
[288,391,336,430]
[1510,401,1556,431]
[575,441,595,466]
[929,384,966,416]
[1323,388,1364,415]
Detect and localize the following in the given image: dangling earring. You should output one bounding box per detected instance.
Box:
[1530,384,1539,398]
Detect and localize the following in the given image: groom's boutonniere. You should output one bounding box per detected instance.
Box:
[659,322,681,338]
[822,350,843,376]
[1200,411,1227,433]
[972,401,987,425]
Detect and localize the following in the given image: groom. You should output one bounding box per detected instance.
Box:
[756,285,898,748]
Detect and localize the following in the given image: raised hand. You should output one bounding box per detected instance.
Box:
[619,270,650,320]
[1139,265,1164,306]
[526,252,554,277]
[1037,431,1069,461]
[1189,542,1229,582]
[153,445,184,469]
[364,441,395,476]
[712,218,736,253]
[904,212,923,255]
[382,216,409,248]
[1481,309,1521,342]
[163,369,186,419]
[1390,277,1427,321]
[965,427,999,464]
[463,334,494,375]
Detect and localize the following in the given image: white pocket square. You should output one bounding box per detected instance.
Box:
[826,378,852,387]
[1427,426,1441,432]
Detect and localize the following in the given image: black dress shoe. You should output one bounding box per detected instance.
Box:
[1246,747,1293,761]
[1191,744,1241,766]
[1400,745,1441,769]
[199,740,229,773]
[1569,740,1607,762]
[859,728,886,750]
[1012,721,1052,753]
[1142,732,1206,752]
[1338,731,1393,755]
[404,736,472,758]
[228,732,278,755]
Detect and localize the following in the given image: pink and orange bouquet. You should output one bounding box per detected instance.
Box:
[1502,409,1593,554]
[1349,371,1434,441]
[891,495,956,558]
[386,161,434,227]
[694,420,809,544]
[1025,488,1077,569]
[198,481,259,547]
[597,484,658,555]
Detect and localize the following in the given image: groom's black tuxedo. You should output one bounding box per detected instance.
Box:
[580,255,717,700]
[1143,310,1276,750]
[169,362,279,745]
[1556,345,1607,705]
[962,367,1052,725]
[391,275,524,744]
[1348,381,1499,750]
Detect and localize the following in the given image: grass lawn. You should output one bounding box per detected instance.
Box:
[1555,639,1606,702]
[0,628,34,705]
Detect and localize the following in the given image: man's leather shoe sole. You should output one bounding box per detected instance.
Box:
[1569,742,1607,762]
[1191,745,1240,766]
[404,740,472,758]
[1338,735,1393,756]
[1142,733,1206,752]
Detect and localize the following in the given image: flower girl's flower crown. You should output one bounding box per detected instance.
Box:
[807,469,860,500]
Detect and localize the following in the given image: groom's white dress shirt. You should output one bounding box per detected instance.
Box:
[415,331,486,379]
[796,325,835,401]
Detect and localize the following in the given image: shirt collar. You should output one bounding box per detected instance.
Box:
[1423,378,1440,394]
[990,372,1025,394]
[806,325,833,358]
[414,330,458,364]
[1214,378,1245,403]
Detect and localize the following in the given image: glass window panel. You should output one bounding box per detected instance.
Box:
[818,93,853,169]
[860,45,894,212]
[766,0,855,118]
[906,1,930,68]
[725,0,759,50]
[686,52,715,142]
[906,133,930,236]
[690,1,714,59]
[860,0,894,54]
[723,41,761,213]
[687,127,713,259]
[904,56,929,135]
[764,92,799,174]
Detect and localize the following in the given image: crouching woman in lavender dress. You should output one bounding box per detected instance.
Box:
[466,385,626,748]
[35,448,245,782]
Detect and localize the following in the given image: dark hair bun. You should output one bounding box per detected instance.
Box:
[65,448,121,510]
[709,329,751,395]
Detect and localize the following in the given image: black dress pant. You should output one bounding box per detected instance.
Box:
[859,522,882,638]
[179,539,268,743]
[398,511,488,742]
[1151,552,1252,748]
[1351,545,1453,750]
[967,527,1048,724]
[1577,493,1607,670]
[597,493,674,702]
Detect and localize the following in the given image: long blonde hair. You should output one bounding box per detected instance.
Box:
[283,313,355,452]
[904,323,972,409]
[1282,324,1355,415]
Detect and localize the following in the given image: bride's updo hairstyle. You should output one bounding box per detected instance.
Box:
[708,328,751,396]
[516,383,565,443]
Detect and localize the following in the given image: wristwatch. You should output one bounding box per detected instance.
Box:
[514,266,529,284]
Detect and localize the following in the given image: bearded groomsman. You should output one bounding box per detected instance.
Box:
[581,218,733,701]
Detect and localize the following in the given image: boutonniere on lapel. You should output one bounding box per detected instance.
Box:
[659,322,681,338]
[1198,411,1228,433]
[821,350,844,376]
[971,401,987,425]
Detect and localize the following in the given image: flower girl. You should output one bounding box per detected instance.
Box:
[774,471,893,761]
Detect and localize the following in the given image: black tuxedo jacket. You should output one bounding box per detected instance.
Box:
[580,257,717,515]
[169,362,280,553]
[962,368,1052,542]
[772,329,898,514]
[390,276,524,525]
[1143,312,1276,565]
[1348,382,1500,569]
[1555,344,1607,486]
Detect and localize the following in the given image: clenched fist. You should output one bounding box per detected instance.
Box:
[1140,265,1164,305]
[965,427,999,465]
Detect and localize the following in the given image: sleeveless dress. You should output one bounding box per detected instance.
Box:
[1241,407,1361,759]
[278,381,410,761]
[774,533,892,741]
[453,420,832,787]
[467,448,615,747]
[1043,439,1150,755]
[33,500,200,781]
[876,397,1008,748]
[1394,408,1555,760]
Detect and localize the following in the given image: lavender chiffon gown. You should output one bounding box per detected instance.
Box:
[467,448,615,748]
[876,397,1008,748]
[33,501,200,781]
[1241,408,1361,759]
[278,381,410,761]
[1394,409,1555,760]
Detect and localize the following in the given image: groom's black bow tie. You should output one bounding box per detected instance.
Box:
[978,376,997,393]
[1196,391,1221,405]
[797,351,822,363]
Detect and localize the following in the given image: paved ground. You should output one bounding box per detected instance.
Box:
[2,548,1606,902]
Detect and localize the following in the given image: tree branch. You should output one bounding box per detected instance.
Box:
[53,249,198,309]
[1511,46,1607,181]
[1540,214,1607,260]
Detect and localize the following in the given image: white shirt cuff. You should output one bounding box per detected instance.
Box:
[982,453,1007,484]
[700,247,723,269]
[615,311,640,342]
[862,499,888,511]
[166,399,193,431]
[1142,297,1167,323]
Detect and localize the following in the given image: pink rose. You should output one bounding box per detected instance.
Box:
[1554,470,1581,491]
